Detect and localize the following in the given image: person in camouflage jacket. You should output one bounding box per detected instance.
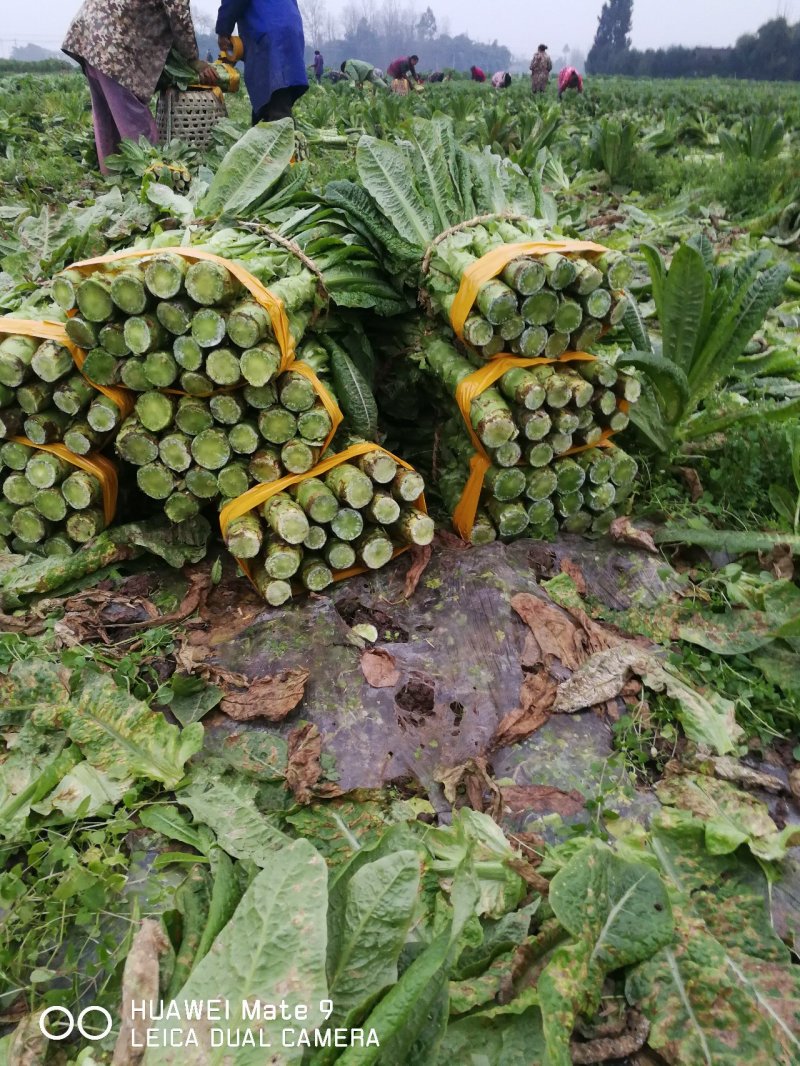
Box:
[63,0,215,172]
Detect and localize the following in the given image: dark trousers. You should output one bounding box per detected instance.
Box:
[253,88,295,124]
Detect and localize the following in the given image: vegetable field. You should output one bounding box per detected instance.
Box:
[1,68,800,1065]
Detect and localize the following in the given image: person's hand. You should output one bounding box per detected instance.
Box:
[193,59,218,85]
[218,35,234,54]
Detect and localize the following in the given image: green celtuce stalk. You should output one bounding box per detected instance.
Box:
[0,408,26,438]
[259,407,296,444]
[165,491,200,523]
[185,467,219,498]
[34,488,67,522]
[217,463,249,498]
[228,421,260,455]
[174,336,204,371]
[224,513,264,558]
[157,299,193,336]
[66,507,106,543]
[31,340,73,383]
[209,391,247,428]
[65,317,98,350]
[262,493,309,544]
[143,350,180,388]
[191,428,231,470]
[185,260,242,306]
[490,440,523,467]
[25,452,69,489]
[175,396,213,436]
[125,315,167,355]
[331,507,363,541]
[135,392,174,433]
[303,525,327,551]
[296,405,332,443]
[294,478,339,523]
[254,568,293,606]
[357,528,394,568]
[300,557,333,591]
[0,335,39,387]
[115,418,158,466]
[499,367,547,410]
[81,348,120,386]
[159,433,193,472]
[137,462,175,500]
[76,274,115,322]
[191,308,227,348]
[326,539,356,570]
[53,269,84,312]
[486,499,529,537]
[144,253,188,299]
[393,507,434,545]
[62,470,101,510]
[365,491,401,524]
[111,268,148,315]
[241,346,281,387]
[584,288,612,319]
[120,359,150,391]
[12,506,49,543]
[526,466,558,500]
[1,441,33,470]
[53,374,95,416]
[281,439,316,474]
[17,381,55,416]
[249,448,282,484]
[264,539,303,579]
[484,465,526,501]
[87,396,121,434]
[24,410,69,445]
[227,301,270,348]
[326,463,373,508]
[63,422,101,456]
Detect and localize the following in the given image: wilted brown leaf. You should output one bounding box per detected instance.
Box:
[759,543,794,581]
[113,919,169,1066]
[676,466,704,503]
[361,647,401,688]
[220,668,309,722]
[511,593,583,670]
[570,1010,650,1065]
[493,670,557,749]
[403,544,433,598]
[501,784,585,817]
[436,757,501,817]
[435,529,471,552]
[559,557,587,596]
[285,723,344,803]
[609,517,658,554]
[123,567,212,629]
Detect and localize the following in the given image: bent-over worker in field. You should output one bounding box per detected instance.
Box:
[387,54,420,93]
[558,65,583,99]
[340,59,388,89]
[491,71,512,89]
[470,65,486,83]
[216,0,308,123]
[62,0,216,173]
[529,43,552,93]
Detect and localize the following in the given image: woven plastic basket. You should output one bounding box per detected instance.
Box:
[156,88,227,150]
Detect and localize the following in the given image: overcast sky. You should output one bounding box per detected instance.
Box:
[0,0,794,59]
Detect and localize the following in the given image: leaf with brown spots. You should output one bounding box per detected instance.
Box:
[220,668,309,722]
[610,517,658,554]
[501,784,585,818]
[759,543,794,581]
[113,919,169,1066]
[436,757,501,817]
[361,647,400,688]
[493,670,557,749]
[403,544,433,598]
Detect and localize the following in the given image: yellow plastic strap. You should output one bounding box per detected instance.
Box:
[451,352,624,541]
[0,317,135,418]
[69,248,295,369]
[219,443,428,592]
[449,239,609,341]
[10,437,118,525]
[289,361,344,453]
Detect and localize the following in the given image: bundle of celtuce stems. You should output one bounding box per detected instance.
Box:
[222,446,432,605]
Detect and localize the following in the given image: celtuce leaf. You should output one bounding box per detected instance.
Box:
[199,120,296,217]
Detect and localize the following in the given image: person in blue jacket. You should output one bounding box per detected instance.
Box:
[216,0,308,123]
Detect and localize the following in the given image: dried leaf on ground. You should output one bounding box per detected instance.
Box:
[790,767,800,801]
[676,466,704,502]
[708,755,785,794]
[220,668,309,722]
[435,529,471,552]
[501,784,585,818]
[285,723,342,804]
[403,544,433,598]
[511,593,584,670]
[3,1012,48,1066]
[437,757,502,817]
[361,647,401,688]
[610,516,658,554]
[112,919,169,1066]
[559,558,587,596]
[124,567,212,629]
[570,1010,650,1065]
[493,670,557,749]
[759,543,794,581]
[553,645,655,714]
[0,611,45,635]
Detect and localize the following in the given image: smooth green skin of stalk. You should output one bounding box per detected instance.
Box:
[518,408,551,441]
[157,300,193,336]
[24,410,69,445]
[228,422,260,455]
[296,407,332,443]
[53,270,82,312]
[265,540,303,579]
[528,497,555,525]
[137,462,175,500]
[521,290,558,325]
[562,511,593,534]
[586,482,616,512]
[185,467,219,499]
[525,466,558,500]
[278,373,316,413]
[294,478,339,523]
[241,346,281,388]
[76,276,114,322]
[124,316,166,355]
[44,534,75,557]
[143,350,179,388]
[87,397,120,434]
[115,422,158,466]
[258,407,297,445]
[366,492,401,524]
[135,392,175,433]
[225,514,263,559]
[526,442,554,467]
[34,488,67,522]
[31,341,73,383]
[12,506,49,543]
[179,371,216,396]
[206,349,242,387]
[301,558,333,591]
[82,349,119,386]
[164,492,201,523]
[490,440,523,467]
[26,453,67,489]
[1,442,33,470]
[191,429,231,471]
[65,318,99,350]
[185,261,240,306]
[358,530,394,569]
[111,271,148,315]
[191,309,227,348]
[0,348,34,388]
[584,288,612,319]
[174,336,204,371]
[243,383,277,409]
[248,449,282,484]
[556,490,584,517]
[554,459,586,493]
[227,301,269,349]
[175,398,213,436]
[281,439,316,474]
[17,382,55,416]
[120,359,150,391]
[0,382,14,406]
[144,254,187,300]
[209,394,246,426]
[487,499,529,537]
[303,525,327,552]
[63,424,100,456]
[66,508,105,543]
[159,433,193,473]
[53,374,94,416]
[217,463,250,498]
[62,470,100,510]
[554,300,583,334]
[484,465,526,501]
[326,539,356,570]
[331,508,363,541]
[263,494,309,545]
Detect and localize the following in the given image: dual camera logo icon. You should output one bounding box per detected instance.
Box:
[39,1006,114,1041]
